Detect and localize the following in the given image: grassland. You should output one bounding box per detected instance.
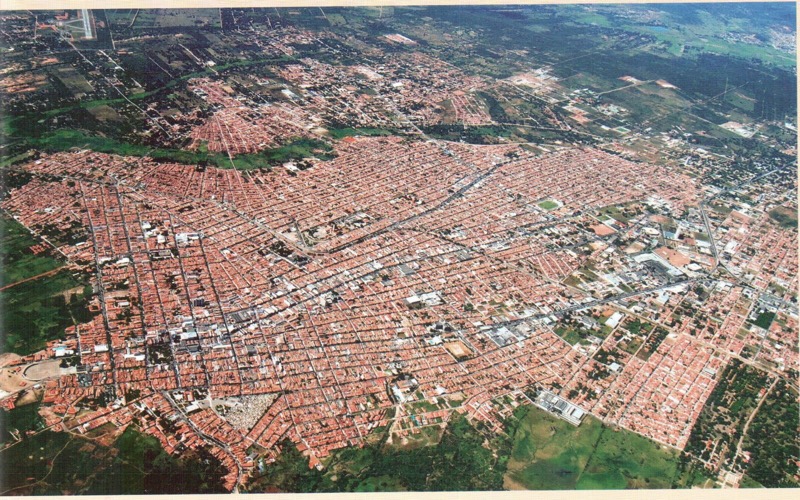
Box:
[598,204,637,224]
[0,216,63,286]
[234,138,334,169]
[106,8,222,29]
[752,311,776,330]
[553,325,582,346]
[566,4,796,70]
[1,269,93,356]
[24,129,201,161]
[505,405,701,490]
[0,430,101,495]
[1,215,94,356]
[505,406,604,489]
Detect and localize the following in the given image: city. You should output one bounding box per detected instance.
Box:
[0,3,797,494]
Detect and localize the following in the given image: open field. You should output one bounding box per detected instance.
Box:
[0,214,95,356]
[505,405,706,490]
[1,268,93,356]
[0,215,63,286]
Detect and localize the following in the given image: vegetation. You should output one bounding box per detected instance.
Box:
[0,215,63,286]
[0,216,95,356]
[637,326,670,361]
[506,405,605,489]
[421,123,591,145]
[0,430,104,495]
[27,129,201,161]
[88,426,228,494]
[0,403,46,445]
[598,204,637,224]
[233,138,335,169]
[0,424,228,494]
[538,200,558,210]
[768,207,797,229]
[16,129,334,171]
[1,269,94,356]
[624,318,652,336]
[686,359,773,479]
[554,325,583,346]
[328,127,394,139]
[740,379,800,487]
[248,413,513,492]
[250,404,714,492]
[752,311,776,330]
[0,3,795,494]
[505,405,710,490]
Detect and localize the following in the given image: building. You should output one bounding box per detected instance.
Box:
[534,389,587,426]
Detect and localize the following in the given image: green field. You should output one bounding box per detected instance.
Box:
[248,406,707,493]
[88,426,228,494]
[24,129,207,162]
[538,200,558,211]
[0,214,96,356]
[0,430,103,495]
[1,267,94,356]
[553,325,582,346]
[565,4,797,70]
[506,406,604,489]
[505,405,702,490]
[753,311,776,330]
[0,216,63,286]
[231,138,335,170]
[598,204,634,224]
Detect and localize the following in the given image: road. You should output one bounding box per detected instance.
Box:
[162,390,246,492]
[495,277,697,330]
[0,265,71,292]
